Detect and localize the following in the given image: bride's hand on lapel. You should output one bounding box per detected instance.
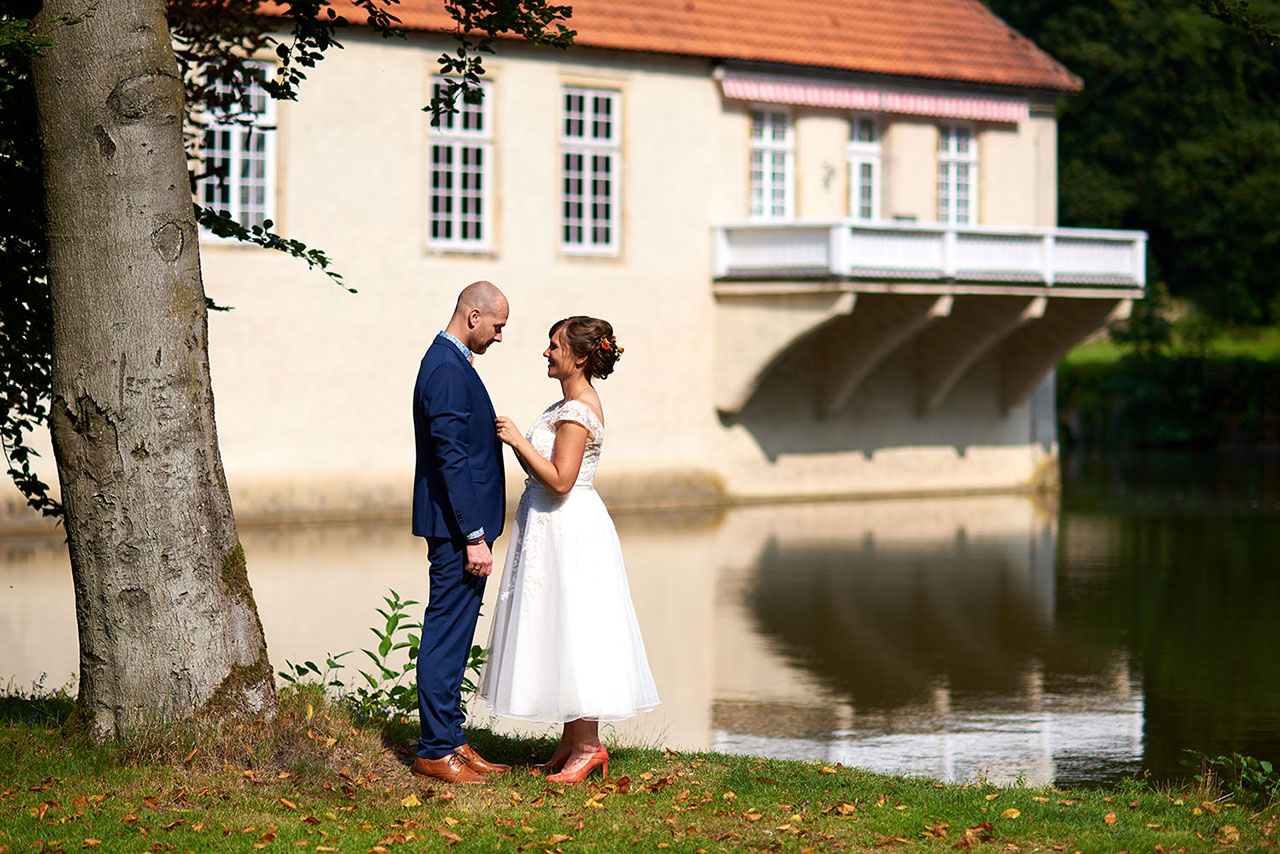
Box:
[495,415,522,447]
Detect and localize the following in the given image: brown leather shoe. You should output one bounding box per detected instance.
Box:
[456,742,510,774]
[411,751,487,784]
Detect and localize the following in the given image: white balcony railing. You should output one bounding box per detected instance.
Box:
[713,221,1147,288]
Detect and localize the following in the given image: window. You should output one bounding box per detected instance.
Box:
[937,123,977,225]
[561,87,620,253]
[848,115,880,223]
[750,108,792,220]
[198,64,277,232]
[428,78,493,250]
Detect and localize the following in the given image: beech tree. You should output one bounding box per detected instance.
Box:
[8,0,571,740]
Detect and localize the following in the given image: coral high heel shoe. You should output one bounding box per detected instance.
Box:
[546,746,608,785]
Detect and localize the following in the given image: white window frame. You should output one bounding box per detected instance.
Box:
[847,114,881,223]
[427,78,494,251]
[561,86,621,255]
[749,107,793,221]
[937,122,978,225]
[197,62,277,237]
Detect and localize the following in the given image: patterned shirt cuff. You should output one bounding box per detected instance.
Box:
[465,527,486,544]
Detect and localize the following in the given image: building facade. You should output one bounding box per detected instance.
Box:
[2,0,1147,525]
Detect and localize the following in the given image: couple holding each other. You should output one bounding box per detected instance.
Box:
[410,280,660,786]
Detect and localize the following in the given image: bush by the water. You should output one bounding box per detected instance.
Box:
[1058,353,1280,449]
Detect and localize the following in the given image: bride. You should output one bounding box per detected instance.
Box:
[481,315,660,784]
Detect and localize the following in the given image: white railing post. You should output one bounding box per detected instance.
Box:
[942,228,958,279]
[828,223,848,277]
[1133,233,1147,288]
[1041,233,1055,285]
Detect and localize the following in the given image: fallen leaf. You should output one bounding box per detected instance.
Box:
[665,747,681,756]
[985,793,1000,801]
[743,811,763,821]
[1200,802,1220,815]
[541,834,572,845]
[83,841,101,848]
[1032,796,1050,803]
[1219,825,1240,844]
[183,749,197,764]
[820,766,837,775]
[1104,812,1118,825]
[279,798,297,810]
[1001,809,1021,819]
[921,821,949,838]
[401,794,420,808]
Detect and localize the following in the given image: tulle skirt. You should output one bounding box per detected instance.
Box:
[479,483,660,723]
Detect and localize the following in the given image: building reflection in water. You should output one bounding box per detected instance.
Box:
[703,497,1142,785]
[0,494,1143,786]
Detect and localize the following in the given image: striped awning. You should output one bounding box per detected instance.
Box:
[720,72,1029,123]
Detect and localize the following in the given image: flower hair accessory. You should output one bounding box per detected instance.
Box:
[599,334,624,358]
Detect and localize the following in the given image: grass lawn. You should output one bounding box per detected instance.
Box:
[1061,326,1280,367]
[2,687,1276,853]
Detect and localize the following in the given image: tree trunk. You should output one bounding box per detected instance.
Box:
[30,0,276,740]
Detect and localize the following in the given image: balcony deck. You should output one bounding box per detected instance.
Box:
[713,221,1147,297]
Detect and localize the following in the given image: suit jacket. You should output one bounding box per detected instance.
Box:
[411,337,506,541]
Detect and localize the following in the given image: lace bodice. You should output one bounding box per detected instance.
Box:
[525,399,605,488]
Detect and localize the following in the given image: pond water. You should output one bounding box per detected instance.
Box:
[3,452,1278,787]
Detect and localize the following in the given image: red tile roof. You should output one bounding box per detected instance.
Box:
[372,0,1081,92]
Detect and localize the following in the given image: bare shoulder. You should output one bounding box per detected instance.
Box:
[571,392,604,425]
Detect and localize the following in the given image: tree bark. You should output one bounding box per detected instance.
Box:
[30,0,276,740]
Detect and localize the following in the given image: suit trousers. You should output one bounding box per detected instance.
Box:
[417,537,487,759]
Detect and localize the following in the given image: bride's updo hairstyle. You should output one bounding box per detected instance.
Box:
[550,316,623,381]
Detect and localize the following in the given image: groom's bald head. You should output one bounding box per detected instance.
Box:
[447,280,509,355]
[454,280,507,317]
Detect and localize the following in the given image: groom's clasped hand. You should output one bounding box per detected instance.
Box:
[409,282,658,787]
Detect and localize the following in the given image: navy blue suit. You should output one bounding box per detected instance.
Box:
[412,336,505,759]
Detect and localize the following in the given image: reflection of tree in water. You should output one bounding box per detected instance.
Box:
[746,536,1055,709]
[1056,512,1280,781]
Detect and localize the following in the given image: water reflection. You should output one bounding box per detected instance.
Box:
[4,455,1278,786]
[702,497,1141,786]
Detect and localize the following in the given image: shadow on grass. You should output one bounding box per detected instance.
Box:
[375,718,650,775]
[0,692,75,726]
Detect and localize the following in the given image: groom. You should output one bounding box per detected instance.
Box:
[410,280,510,784]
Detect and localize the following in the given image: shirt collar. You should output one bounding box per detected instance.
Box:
[437,330,472,363]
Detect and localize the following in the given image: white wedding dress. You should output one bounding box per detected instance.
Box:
[479,399,660,722]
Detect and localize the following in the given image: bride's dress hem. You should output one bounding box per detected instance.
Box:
[477,700,662,725]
